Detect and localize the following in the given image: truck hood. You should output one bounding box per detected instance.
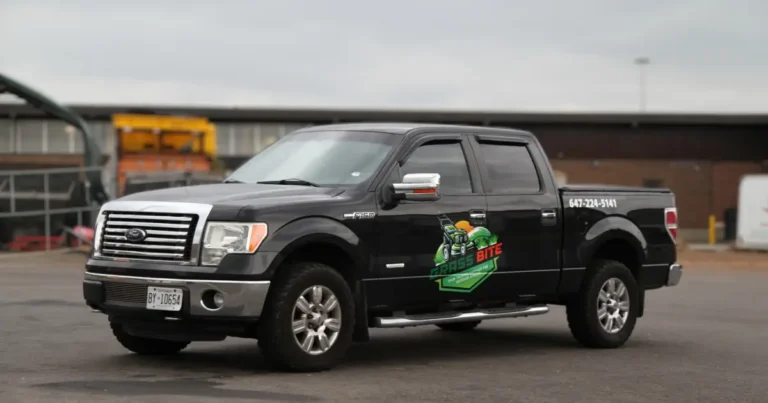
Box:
[116,182,344,207]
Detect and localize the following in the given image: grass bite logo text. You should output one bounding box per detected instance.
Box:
[430,215,503,293]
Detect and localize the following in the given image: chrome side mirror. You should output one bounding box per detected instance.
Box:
[392,173,441,201]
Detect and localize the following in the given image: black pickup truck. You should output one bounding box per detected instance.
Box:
[83,123,682,372]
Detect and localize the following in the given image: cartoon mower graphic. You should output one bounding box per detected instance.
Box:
[439,215,475,261]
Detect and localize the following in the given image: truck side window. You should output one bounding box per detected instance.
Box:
[476,141,541,193]
[400,141,473,194]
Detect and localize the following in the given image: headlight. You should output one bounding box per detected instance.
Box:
[201,222,268,266]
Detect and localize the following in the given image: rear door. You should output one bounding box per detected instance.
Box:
[467,134,562,298]
[370,132,489,309]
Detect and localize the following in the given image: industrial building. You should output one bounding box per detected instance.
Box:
[2,103,767,241]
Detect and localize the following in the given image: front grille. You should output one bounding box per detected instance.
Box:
[99,211,198,262]
[104,281,147,305]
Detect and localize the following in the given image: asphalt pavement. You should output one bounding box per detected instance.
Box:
[0,251,766,402]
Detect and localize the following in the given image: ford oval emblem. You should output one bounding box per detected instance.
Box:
[125,228,147,242]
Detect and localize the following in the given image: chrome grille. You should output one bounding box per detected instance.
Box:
[99,211,198,262]
[103,282,147,305]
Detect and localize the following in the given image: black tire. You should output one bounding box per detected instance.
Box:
[110,323,190,355]
[257,262,355,372]
[566,259,640,348]
[436,320,481,331]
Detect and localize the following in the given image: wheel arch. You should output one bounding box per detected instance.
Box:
[580,216,648,276]
[274,235,363,286]
[262,216,370,280]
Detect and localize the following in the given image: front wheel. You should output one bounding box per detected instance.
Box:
[257,262,355,372]
[110,323,190,355]
[566,259,640,348]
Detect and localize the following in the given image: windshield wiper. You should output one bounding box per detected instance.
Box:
[257,178,320,187]
[222,179,245,183]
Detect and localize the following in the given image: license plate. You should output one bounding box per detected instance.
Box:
[146,286,183,311]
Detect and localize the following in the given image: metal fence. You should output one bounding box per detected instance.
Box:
[0,166,103,251]
[0,166,227,252]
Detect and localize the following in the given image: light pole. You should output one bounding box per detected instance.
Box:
[634,57,650,112]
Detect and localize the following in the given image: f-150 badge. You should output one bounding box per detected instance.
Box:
[429,214,503,293]
[343,212,376,219]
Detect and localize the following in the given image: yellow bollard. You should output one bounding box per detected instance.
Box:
[708,215,716,245]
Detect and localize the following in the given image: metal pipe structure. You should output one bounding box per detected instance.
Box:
[0,72,110,205]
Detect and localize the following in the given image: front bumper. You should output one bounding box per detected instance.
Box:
[667,263,683,286]
[83,272,270,318]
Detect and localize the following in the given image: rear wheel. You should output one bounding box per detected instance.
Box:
[566,259,639,348]
[110,323,190,355]
[436,320,481,331]
[257,262,355,372]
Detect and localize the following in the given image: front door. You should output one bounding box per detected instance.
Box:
[368,133,488,310]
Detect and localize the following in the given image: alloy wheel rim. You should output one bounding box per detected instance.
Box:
[597,277,630,334]
[291,285,342,355]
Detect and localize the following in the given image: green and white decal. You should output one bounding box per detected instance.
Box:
[429,215,504,293]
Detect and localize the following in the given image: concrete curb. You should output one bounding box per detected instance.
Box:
[685,244,734,252]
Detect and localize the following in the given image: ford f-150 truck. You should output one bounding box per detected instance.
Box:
[82,123,682,372]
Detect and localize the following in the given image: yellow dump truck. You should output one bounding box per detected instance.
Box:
[111,113,221,196]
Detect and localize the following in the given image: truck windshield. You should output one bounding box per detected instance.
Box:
[224,130,400,187]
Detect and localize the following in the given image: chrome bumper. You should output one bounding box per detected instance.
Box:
[667,263,683,286]
[84,272,270,318]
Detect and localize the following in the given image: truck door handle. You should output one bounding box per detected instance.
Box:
[469,210,486,226]
[541,209,557,225]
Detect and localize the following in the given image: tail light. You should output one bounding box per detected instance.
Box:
[664,207,678,243]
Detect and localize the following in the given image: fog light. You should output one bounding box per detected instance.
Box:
[213,292,225,308]
[201,290,225,311]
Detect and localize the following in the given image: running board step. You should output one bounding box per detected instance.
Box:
[372,305,549,328]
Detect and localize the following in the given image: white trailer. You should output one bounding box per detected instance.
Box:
[736,174,768,251]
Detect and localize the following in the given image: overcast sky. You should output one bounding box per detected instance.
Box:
[1,0,766,112]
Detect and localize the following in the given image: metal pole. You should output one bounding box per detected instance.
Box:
[639,67,646,112]
[77,210,83,248]
[9,173,15,213]
[44,172,50,251]
[634,57,650,113]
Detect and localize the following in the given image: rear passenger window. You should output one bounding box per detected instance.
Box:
[476,141,541,193]
[400,141,473,194]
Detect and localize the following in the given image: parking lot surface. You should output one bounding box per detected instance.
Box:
[1,251,766,402]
